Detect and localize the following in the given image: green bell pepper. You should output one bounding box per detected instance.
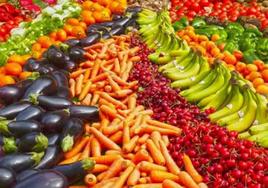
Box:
[191,17,206,28]
[224,40,239,53]
[239,31,258,51]
[172,17,189,31]
[243,49,260,64]
[256,38,268,62]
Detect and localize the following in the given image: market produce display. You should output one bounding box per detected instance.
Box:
[0,0,268,188]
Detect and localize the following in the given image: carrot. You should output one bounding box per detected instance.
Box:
[127,167,141,186]
[139,161,167,172]
[91,93,100,105]
[127,80,139,89]
[82,93,92,105]
[118,109,130,117]
[71,69,86,78]
[113,165,134,188]
[85,43,104,50]
[84,52,97,60]
[109,131,123,144]
[132,184,162,188]
[99,98,115,109]
[103,121,123,135]
[75,74,84,96]
[128,94,137,110]
[69,186,87,188]
[81,61,94,68]
[123,135,139,153]
[91,137,102,157]
[93,177,118,188]
[90,127,121,151]
[159,140,180,175]
[140,110,154,116]
[141,172,147,177]
[60,153,81,165]
[123,121,130,147]
[110,73,129,86]
[102,158,127,180]
[107,75,121,92]
[92,122,101,129]
[79,80,92,100]
[120,53,128,76]
[129,56,141,63]
[104,85,112,92]
[100,92,127,109]
[162,135,169,146]
[198,183,208,188]
[105,150,122,156]
[150,170,180,183]
[92,164,109,173]
[140,125,180,136]
[114,58,121,74]
[182,154,203,183]
[132,149,151,164]
[90,59,100,79]
[130,114,143,136]
[162,179,183,188]
[178,171,199,188]
[146,139,165,165]
[84,174,97,186]
[123,153,134,160]
[80,140,91,159]
[91,72,108,83]
[97,171,107,181]
[115,89,133,98]
[91,154,121,165]
[96,81,107,89]
[100,105,118,119]
[150,131,162,149]
[64,136,90,159]
[83,68,91,82]
[128,47,139,56]
[121,61,133,81]
[69,79,76,97]
[147,120,181,134]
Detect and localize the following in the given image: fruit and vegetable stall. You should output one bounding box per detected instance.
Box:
[0,0,268,187]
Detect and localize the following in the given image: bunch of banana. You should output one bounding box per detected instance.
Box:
[137,9,182,52]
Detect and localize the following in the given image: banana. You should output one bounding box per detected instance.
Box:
[227,89,257,132]
[249,123,268,135]
[248,130,268,142]
[258,137,268,148]
[149,52,172,64]
[253,94,268,124]
[209,84,244,122]
[169,41,191,57]
[238,131,251,139]
[198,93,216,108]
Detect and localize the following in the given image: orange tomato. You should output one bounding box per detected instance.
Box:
[227,64,235,71]
[235,62,246,72]
[5,63,22,76]
[223,52,237,65]
[261,69,268,82]
[247,71,261,81]
[19,72,32,80]
[246,64,258,72]
[253,60,265,71]
[97,0,110,6]
[22,54,31,62]
[256,84,268,94]
[63,24,73,35]
[49,31,57,40]
[218,43,225,51]
[67,18,80,26]
[210,47,221,57]
[108,1,120,13]
[32,43,42,51]
[233,50,243,61]
[56,29,67,42]
[198,35,209,42]
[8,54,25,65]
[79,22,87,30]
[71,26,86,39]
[0,67,6,74]
[92,11,103,23]
[211,34,220,42]
[82,1,94,10]
[252,78,264,88]
[0,75,15,86]
[90,3,103,12]
[38,36,52,48]
[32,51,42,59]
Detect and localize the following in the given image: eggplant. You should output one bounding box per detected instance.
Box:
[17,132,48,152]
[114,17,131,27]
[36,96,73,111]
[16,79,34,90]
[102,31,112,39]
[0,167,16,188]
[110,25,125,36]
[0,85,24,105]
[37,64,57,75]
[68,105,99,122]
[112,14,123,21]
[55,87,71,99]
[0,152,44,173]
[99,21,115,27]
[22,76,57,100]
[79,32,101,47]
[87,25,109,34]
[53,158,95,185]
[63,60,77,72]
[0,147,4,158]
[47,134,61,146]
[64,39,80,47]
[126,6,142,16]
[50,70,69,88]
[0,120,42,137]
[35,146,63,169]
[60,118,83,152]
[0,101,31,119]
[68,47,85,62]
[41,110,69,133]
[46,46,65,68]
[0,135,3,145]
[2,137,17,154]
[14,170,68,188]
[16,169,40,182]
[15,105,44,121]
[23,58,40,72]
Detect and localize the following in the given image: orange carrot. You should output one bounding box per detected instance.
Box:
[80,140,91,159]
[123,153,135,160]
[150,131,161,149]
[85,42,104,50]
[132,184,162,188]
[103,121,123,135]
[127,167,141,186]
[122,61,133,81]
[97,171,107,181]
[92,122,101,129]
[83,68,91,82]
[130,114,143,136]
[140,125,180,136]
[90,127,121,151]
[150,170,180,183]
[93,177,118,188]
[123,121,130,146]
[128,94,137,110]
[120,53,128,76]
[129,56,141,63]
[71,69,86,78]
[79,80,92,100]
[100,105,118,119]
[96,81,107,89]
[91,154,121,165]
[90,59,100,79]
[123,135,139,153]
[146,139,165,165]
[102,158,126,180]
[64,136,90,159]
[99,98,115,109]
[92,164,109,173]
[84,174,97,186]
[91,72,109,83]
[113,165,134,188]
[114,58,121,74]
[159,140,180,175]
[100,92,127,109]
[104,85,112,92]
[139,161,167,172]
[75,74,84,95]
[147,120,181,133]
[109,131,123,144]
[128,47,139,56]
[162,135,169,146]
[178,171,199,188]
[91,137,102,157]
[182,154,203,183]
[82,93,92,105]
[110,73,129,86]
[91,93,100,105]
[132,149,151,164]
[60,153,81,164]
[141,172,147,177]
[105,150,122,156]
[198,183,208,188]
[162,179,183,188]
[108,75,121,92]
[127,80,139,89]
[115,89,133,98]
[69,79,76,97]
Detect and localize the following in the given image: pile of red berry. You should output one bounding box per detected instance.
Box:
[129,36,268,188]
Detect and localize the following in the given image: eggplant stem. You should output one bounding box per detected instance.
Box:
[0,120,11,135]
[61,135,74,152]
[33,133,48,152]
[81,158,95,171]
[30,152,45,165]
[3,137,17,154]
[29,94,39,105]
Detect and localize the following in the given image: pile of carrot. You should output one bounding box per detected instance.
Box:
[64,34,207,188]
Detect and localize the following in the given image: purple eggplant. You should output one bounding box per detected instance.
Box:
[60,118,83,152]
[63,60,77,72]
[47,134,61,146]
[0,85,23,105]
[0,101,31,119]
[37,64,57,75]
[16,79,34,90]
[34,95,73,111]
[35,146,63,169]
[2,137,17,154]
[23,58,40,72]
[45,46,66,69]
[22,76,57,100]
[79,32,101,47]
[102,31,112,39]
[87,25,109,34]
[68,105,99,122]
[17,132,48,152]
[0,167,16,188]
[14,170,68,188]
[64,39,80,47]
[55,87,71,99]
[0,152,44,173]
[50,70,69,88]
[15,105,44,121]
[112,14,123,21]
[53,158,95,185]
[109,25,125,36]
[68,46,85,62]
[41,110,69,133]
[0,135,3,145]
[0,120,42,137]
[16,169,40,182]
